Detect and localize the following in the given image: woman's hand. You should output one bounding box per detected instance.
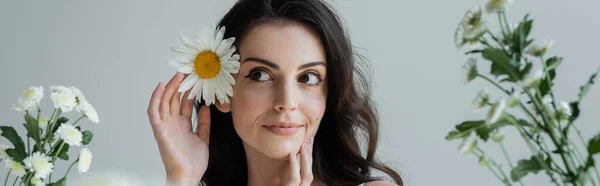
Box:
[147,72,212,186]
[279,137,315,186]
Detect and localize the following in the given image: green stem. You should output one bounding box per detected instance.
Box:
[72,115,85,126]
[4,170,11,186]
[474,148,513,186]
[10,177,16,186]
[574,126,600,182]
[498,142,524,186]
[51,142,66,163]
[65,159,79,178]
[498,13,509,39]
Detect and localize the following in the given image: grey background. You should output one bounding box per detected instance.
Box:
[1,0,599,185]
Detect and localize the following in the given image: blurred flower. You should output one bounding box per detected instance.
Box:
[487,98,506,124]
[6,159,26,177]
[507,91,520,107]
[473,88,490,111]
[0,144,8,160]
[491,129,505,142]
[169,25,241,106]
[526,39,555,57]
[459,133,478,155]
[521,70,544,90]
[31,177,46,186]
[463,58,479,83]
[486,0,515,13]
[70,86,87,112]
[78,148,93,173]
[56,123,83,146]
[81,101,100,124]
[455,6,487,49]
[24,152,54,179]
[479,155,492,166]
[51,86,77,112]
[13,86,44,112]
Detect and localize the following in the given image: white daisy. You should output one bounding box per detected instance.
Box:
[31,177,46,186]
[526,39,555,57]
[55,123,83,146]
[78,148,93,173]
[23,152,54,179]
[462,58,478,83]
[0,145,8,160]
[37,117,49,130]
[486,0,515,13]
[472,88,490,111]
[70,86,87,112]
[479,155,491,166]
[81,100,100,124]
[5,159,26,177]
[455,6,487,49]
[51,86,77,112]
[13,86,44,112]
[459,133,478,155]
[491,129,505,142]
[169,25,241,106]
[521,70,544,90]
[487,98,506,124]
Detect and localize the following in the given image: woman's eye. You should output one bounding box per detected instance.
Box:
[298,72,322,85]
[245,69,272,81]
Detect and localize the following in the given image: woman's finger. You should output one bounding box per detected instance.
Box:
[148,82,165,123]
[169,91,181,115]
[160,72,184,118]
[288,152,301,185]
[196,105,212,143]
[299,142,314,185]
[180,89,193,118]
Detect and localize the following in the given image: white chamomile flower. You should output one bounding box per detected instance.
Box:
[31,177,46,186]
[6,159,26,176]
[55,123,83,146]
[81,100,100,124]
[455,6,487,49]
[24,152,54,179]
[555,101,572,123]
[479,155,491,166]
[559,101,572,116]
[507,91,520,107]
[0,145,8,160]
[78,148,93,173]
[70,86,87,112]
[487,98,506,124]
[169,24,241,106]
[38,117,49,129]
[486,0,515,13]
[526,39,555,57]
[473,88,490,111]
[463,58,478,83]
[459,133,478,155]
[13,86,44,112]
[51,86,77,112]
[491,129,505,142]
[521,70,544,90]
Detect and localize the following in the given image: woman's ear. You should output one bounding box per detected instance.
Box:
[215,99,231,113]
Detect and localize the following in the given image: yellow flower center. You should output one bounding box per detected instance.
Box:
[194,51,221,79]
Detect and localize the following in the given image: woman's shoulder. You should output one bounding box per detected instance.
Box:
[362,180,399,186]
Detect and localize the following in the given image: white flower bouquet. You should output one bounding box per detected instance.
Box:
[1,86,97,186]
[447,0,600,185]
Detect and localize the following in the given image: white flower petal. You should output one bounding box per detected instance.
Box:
[178,33,198,49]
[78,148,93,173]
[23,152,53,179]
[202,80,215,106]
[190,79,204,101]
[179,74,199,93]
[55,123,83,146]
[170,46,198,55]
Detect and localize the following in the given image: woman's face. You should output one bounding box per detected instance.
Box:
[229,22,327,159]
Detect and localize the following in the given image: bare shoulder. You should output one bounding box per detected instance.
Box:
[364,180,399,186]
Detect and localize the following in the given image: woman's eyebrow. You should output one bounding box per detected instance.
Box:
[243,57,326,70]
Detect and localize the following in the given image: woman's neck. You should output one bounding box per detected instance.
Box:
[244,143,289,186]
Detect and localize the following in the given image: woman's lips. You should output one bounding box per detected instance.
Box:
[262,121,304,136]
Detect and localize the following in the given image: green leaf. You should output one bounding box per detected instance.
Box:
[511,155,547,182]
[1,126,26,161]
[48,177,67,186]
[510,14,533,58]
[518,62,533,80]
[475,126,491,142]
[539,57,562,97]
[24,113,41,142]
[482,48,520,82]
[82,131,94,145]
[51,141,70,161]
[445,121,486,141]
[589,132,600,155]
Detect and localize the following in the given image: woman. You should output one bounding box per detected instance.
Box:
[147,0,403,185]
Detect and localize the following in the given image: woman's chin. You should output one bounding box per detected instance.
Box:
[257,137,303,159]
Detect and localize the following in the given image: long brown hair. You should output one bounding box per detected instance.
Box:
[195,0,403,185]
